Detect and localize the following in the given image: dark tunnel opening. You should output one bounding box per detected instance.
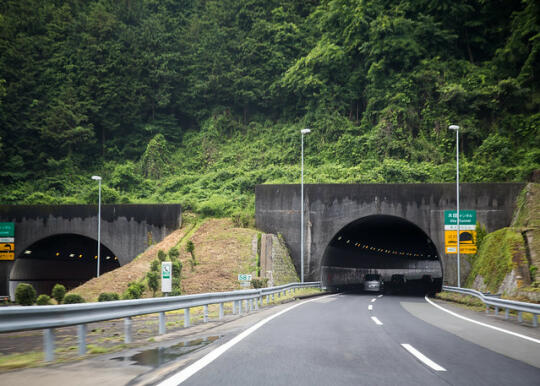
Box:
[10,234,120,296]
[321,215,443,294]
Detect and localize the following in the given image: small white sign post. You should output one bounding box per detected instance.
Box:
[238,273,252,288]
[162,262,172,294]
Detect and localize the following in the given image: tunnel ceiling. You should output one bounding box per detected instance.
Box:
[323,215,441,269]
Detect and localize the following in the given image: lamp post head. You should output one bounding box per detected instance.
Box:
[300,128,311,134]
[449,125,459,131]
[91,175,102,181]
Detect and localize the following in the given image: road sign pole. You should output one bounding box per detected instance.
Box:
[456,128,460,288]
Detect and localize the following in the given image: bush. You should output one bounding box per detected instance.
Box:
[150,259,160,272]
[15,283,36,306]
[123,281,145,299]
[157,250,167,262]
[36,294,51,305]
[232,211,253,228]
[146,271,159,296]
[98,292,120,302]
[251,278,269,289]
[51,283,66,304]
[63,294,85,304]
[168,247,179,261]
[172,260,182,279]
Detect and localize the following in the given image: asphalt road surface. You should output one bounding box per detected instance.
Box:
[157,293,540,386]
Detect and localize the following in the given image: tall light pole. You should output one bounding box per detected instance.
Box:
[92,175,102,278]
[449,125,460,287]
[300,128,311,283]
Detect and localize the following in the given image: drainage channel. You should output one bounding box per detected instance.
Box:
[112,336,221,368]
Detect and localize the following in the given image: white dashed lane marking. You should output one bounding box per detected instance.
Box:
[401,344,446,371]
[371,316,383,326]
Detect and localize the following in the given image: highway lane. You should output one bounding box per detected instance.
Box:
[160,293,540,386]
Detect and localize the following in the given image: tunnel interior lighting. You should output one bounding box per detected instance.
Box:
[24,250,32,255]
[69,253,75,257]
[106,256,110,260]
[56,252,60,256]
[79,254,82,258]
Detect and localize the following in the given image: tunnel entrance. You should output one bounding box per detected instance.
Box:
[321,215,443,294]
[10,234,120,296]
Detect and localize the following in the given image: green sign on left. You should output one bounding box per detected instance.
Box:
[0,223,14,237]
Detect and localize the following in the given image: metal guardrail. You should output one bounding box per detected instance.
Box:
[0,281,321,362]
[442,286,539,327]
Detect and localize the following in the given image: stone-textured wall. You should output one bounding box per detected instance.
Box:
[256,183,524,284]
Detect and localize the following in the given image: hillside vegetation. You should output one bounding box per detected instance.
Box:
[1,0,538,214]
[466,183,539,297]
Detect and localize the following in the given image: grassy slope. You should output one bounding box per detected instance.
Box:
[466,183,539,293]
[70,218,260,301]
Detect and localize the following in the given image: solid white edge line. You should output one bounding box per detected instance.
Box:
[378,294,383,298]
[368,305,373,311]
[371,298,376,302]
[371,316,383,325]
[156,295,334,386]
[425,296,540,344]
[401,344,446,371]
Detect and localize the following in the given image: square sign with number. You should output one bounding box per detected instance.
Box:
[238,274,252,282]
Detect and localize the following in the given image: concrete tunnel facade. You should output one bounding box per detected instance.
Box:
[255,183,524,287]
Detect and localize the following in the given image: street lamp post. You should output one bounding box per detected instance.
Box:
[91,176,102,278]
[300,128,311,283]
[449,125,460,287]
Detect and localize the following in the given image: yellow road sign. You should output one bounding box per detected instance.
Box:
[0,251,14,260]
[0,243,14,251]
[445,230,477,254]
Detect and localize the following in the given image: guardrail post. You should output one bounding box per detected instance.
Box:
[533,314,538,327]
[518,312,523,323]
[78,324,87,356]
[203,305,209,322]
[495,307,499,316]
[505,308,509,319]
[124,317,132,344]
[184,308,190,327]
[485,305,489,314]
[272,293,275,302]
[266,295,269,304]
[44,328,55,362]
[232,300,237,314]
[219,303,224,319]
[159,312,166,334]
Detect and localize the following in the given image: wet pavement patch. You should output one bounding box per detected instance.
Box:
[112,336,221,368]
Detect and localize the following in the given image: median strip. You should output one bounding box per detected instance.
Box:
[401,344,446,371]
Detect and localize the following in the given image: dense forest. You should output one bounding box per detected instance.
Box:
[0,0,538,216]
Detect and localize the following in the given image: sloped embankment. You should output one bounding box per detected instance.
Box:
[466,183,539,300]
[69,218,292,301]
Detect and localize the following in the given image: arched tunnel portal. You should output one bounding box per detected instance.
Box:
[321,215,443,293]
[9,234,120,296]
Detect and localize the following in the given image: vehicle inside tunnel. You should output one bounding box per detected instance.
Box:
[321,215,443,294]
[10,234,120,296]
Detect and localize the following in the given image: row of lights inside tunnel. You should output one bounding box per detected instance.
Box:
[336,236,434,258]
[300,125,461,286]
[23,249,117,261]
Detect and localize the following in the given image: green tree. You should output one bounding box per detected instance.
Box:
[146,271,159,297]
